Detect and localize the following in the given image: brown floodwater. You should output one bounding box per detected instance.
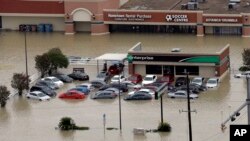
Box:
[0,31,250,141]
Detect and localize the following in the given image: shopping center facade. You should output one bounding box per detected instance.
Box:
[0,0,250,37]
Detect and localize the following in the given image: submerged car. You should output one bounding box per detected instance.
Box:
[96,71,110,82]
[127,74,142,84]
[191,77,204,86]
[35,80,58,90]
[59,90,86,99]
[41,76,64,88]
[124,93,152,100]
[26,91,50,101]
[234,71,250,78]
[111,75,126,83]
[68,87,89,95]
[52,74,73,83]
[90,80,107,88]
[175,77,187,87]
[128,88,155,96]
[167,90,198,99]
[30,85,56,97]
[92,91,117,99]
[206,78,219,88]
[68,72,89,81]
[142,75,157,86]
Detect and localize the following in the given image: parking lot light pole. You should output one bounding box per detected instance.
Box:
[24,30,28,77]
[186,72,193,141]
[118,74,122,132]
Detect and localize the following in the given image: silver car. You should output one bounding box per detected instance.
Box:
[92,91,117,99]
[167,90,198,99]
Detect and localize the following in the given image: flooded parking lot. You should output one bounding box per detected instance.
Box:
[0,31,250,141]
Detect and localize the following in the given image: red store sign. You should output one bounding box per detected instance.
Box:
[203,16,242,24]
[103,10,198,23]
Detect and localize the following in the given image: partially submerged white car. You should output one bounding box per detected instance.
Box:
[234,71,250,78]
[26,91,50,101]
[206,78,219,88]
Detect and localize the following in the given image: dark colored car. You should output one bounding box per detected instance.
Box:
[68,87,89,95]
[108,63,124,75]
[127,74,142,84]
[90,80,107,88]
[96,71,110,82]
[100,83,128,92]
[175,77,187,87]
[92,91,117,99]
[30,85,56,97]
[53,74,73,83]
[59,90,86,99]
[68,72,89,81]
[35,80,58,90]
[124,93,152,100]
[177,85,200,94]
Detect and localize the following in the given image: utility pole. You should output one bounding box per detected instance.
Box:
[221,76,250,128]
[24,30,28,77]
[118,74,122,132]
[186,72,193,141]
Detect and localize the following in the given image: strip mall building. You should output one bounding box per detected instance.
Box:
[0,0,250,37]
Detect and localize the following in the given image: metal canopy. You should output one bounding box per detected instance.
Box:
[95,53,128,61]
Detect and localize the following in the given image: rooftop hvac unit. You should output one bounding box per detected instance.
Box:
[181,4,188,10]
[187,2,198,10]
[228,3,237,9]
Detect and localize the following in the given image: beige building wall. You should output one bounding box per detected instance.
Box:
[135,64,146,76]
[199,66,215,78]
[2,16,64,31]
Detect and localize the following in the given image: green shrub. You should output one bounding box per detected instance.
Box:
[58,117,76,130]
[239,66,250,72]
[58,117,89,131]
[157,122,171,132]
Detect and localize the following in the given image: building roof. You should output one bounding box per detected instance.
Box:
[95,53,128,61]
[128,42,229,55]
[120,0,250,14]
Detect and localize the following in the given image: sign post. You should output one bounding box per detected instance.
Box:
[103,114,106,135]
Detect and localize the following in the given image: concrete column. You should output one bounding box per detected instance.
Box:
[197,25,204,37]
[242,14,250,37]
[128,63,134,75]
[65,22,75,35]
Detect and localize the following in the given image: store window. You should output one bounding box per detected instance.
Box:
[175,66,199,75]
[146,65,162,74]
[163,66,174,75]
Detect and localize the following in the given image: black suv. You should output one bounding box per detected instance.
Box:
[175,77,187,87]
[30,85,56,97]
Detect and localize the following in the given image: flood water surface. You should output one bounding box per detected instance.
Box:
[0,31,250,141]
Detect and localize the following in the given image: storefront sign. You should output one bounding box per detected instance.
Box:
[165,14,189,22]
[104,10,197,23]
[203,16,242,23]
[130,54,220,64]
[107,13,152,22]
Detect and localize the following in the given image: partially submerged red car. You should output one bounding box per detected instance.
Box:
[157,75,175,84]
[108,63,124,75]
[127,74,142,84]
[59,90,86,99]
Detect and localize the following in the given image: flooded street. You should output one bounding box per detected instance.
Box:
[0,31,250,141]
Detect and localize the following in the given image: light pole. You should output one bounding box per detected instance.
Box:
[186,72,193,141]
[24,30,28,77]
[118,73,122,132]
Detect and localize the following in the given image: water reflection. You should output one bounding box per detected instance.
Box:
[58,130,75,141]
[12,94,31,114]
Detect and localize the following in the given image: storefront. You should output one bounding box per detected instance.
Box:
[203,14,243,35]
[104,10,200,34]
[127,43,230,79]
[104,9,250,37]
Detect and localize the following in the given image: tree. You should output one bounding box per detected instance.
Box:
[0,85,10,108]
[239,49,250,71]
[58,117,89,131]
[11,73,30,96]
[35,53,50,78]
[47,48,69,75]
